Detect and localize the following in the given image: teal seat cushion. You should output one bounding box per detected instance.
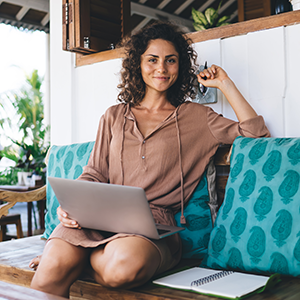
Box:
[203,136,300,277]
[175,160,217,259]
[42,141,95,239]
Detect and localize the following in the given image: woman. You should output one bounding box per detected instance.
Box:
[30,21,270,297]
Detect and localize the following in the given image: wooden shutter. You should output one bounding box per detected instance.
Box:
[62,0,130,54]
[238,0,271,22]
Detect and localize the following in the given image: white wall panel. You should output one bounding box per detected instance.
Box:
[221,34,249,122]
[193,39,223,114]
[285,24,300,137]
[50,0,74,145]
[247,27,286,137]
[73,59,122,143]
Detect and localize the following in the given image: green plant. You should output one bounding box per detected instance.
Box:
[191,1,230,31]
[0,167,20,185]
[0,70,49,180]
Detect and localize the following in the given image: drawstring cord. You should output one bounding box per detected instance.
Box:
[175,110,186,225]
[120,116,126,186]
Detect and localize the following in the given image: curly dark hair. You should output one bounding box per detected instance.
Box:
[117,21,198,107]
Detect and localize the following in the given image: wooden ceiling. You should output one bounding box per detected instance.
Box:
[0,0,49,32]
[0,0,240,34]
[130,0,239,33]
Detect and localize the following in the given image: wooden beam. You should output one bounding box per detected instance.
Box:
[174,0,194,15]
[131,2,193,32]
[132,17,151,34]
[228,10,238,22]
[197,0,215,12]
[3,0,49,13]
[157,0,172,9]
[16,6,29,21]
[76,47,125,67]
[219,0,236,14]
[189,9,300,43]
[41,12,49,26]
[132,0,172,34]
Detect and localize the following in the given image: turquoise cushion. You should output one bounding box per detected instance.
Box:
[42,141,95,239]
[203,136,300,277]
[175,160,217,259]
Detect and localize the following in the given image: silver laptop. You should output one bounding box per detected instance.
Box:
[48,177,184,240]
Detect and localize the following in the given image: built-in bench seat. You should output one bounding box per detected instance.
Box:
[1,144,300,299]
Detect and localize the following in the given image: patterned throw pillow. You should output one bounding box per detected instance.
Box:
[175,160,217,259]
[203,136,300,277]
[42,141,95,239]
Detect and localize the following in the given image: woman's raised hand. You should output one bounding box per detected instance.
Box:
[197,64,258,122]
[196,64,231,90]
[57,206,81,229]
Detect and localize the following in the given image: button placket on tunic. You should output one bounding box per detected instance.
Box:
[126,107,177,173]
[141,139,147,170]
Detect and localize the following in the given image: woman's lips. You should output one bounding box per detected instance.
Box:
[154,76,169,80]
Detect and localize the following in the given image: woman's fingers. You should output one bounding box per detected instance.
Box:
[196,64,229,88]
[198,65,217,81]
[57,206,81,229]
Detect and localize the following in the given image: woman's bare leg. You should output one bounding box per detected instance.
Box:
[90,236,161,289]
[30,238,91,298]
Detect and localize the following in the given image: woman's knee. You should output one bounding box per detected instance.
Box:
[30,256,66,290]
[98,253,143,288]
[90,238,161,288]
[31,239,90,293]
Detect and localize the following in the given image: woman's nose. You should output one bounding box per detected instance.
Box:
[157,61,167,73]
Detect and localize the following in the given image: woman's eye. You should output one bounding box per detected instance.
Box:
[167,58,176,63]
[149,58,157,63]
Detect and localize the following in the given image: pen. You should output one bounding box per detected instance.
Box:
[199,61,207,95]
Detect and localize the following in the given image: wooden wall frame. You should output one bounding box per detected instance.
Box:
[238,0,272,22]
[62,0,130,54]
[75,9,300,67]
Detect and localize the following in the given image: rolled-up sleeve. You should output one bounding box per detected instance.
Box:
[207,108,270,145]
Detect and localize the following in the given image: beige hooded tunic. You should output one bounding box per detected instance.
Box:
[50,101,270,272]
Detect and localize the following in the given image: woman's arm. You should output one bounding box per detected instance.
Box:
[197,65,257,122]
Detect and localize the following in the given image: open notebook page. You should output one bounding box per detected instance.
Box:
[153,267,270,298]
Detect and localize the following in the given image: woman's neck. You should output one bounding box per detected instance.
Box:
[140,91,174,111]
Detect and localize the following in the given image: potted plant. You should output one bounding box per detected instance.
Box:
[191,1,231,31]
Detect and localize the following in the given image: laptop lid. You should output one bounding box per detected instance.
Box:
[47,177,184,239]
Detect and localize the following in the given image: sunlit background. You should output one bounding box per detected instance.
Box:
[0,23,47,169]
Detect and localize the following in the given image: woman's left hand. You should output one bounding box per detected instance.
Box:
[196,64,258,122]
[196,64,231,90]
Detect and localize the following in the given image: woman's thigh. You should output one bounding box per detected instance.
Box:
[31,238,91,295]
[90,236,161,289]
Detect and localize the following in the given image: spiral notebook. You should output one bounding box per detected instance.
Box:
[153,267,280,299]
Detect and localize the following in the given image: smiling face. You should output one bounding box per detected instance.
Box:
[140,39,179,97]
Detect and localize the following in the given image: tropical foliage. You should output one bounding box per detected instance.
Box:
[0,70,49,184]
[192,1,230,31]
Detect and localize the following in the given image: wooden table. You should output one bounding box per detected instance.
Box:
[0,281,67,299]
[0,185,45,237]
